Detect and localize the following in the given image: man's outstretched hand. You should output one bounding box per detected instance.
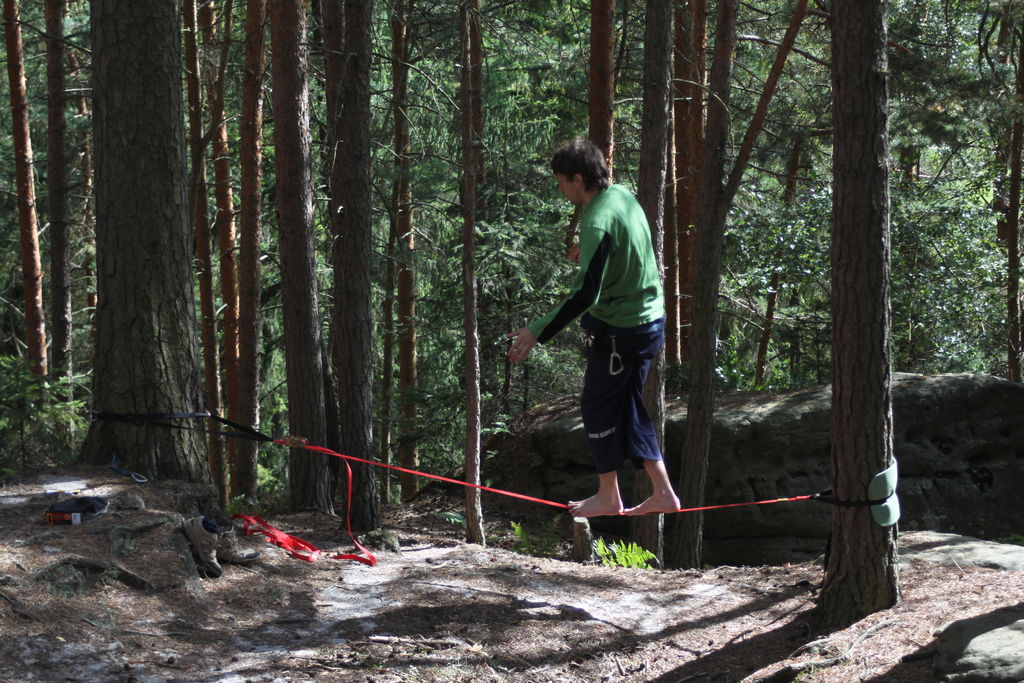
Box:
[507,327,538,363]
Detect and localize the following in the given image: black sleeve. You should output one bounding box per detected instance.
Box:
[534,232,612,344]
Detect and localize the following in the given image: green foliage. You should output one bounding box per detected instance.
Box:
[510,518,561,558]
[594,537,656,570]
[434,511,467,528]
[0,357,87,472]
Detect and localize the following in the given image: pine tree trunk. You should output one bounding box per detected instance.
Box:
[819,0,899,629]
[184,0,226,500]
[632,0,674,564]
[589,0,615,167]
[46,0,72,383]
[325,0,378,531]
[673,0,706,367]
[199,0,242,489]
[755,137,803,387]
[269,0,332,513]
[392,0,419,502]
[1004,26,1024,381]
[236,0,267,502]
[4,0,48,377]
[460,0,485,546]
[669,0,736,570]
[83,0,207,480]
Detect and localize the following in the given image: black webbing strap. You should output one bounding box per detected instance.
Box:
[92,410,274,443]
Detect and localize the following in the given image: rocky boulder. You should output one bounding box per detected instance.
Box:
[513,373,1024,565]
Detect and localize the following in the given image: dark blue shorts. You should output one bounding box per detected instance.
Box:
[580,322,665,474]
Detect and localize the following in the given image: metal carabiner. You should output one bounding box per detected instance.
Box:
[608,335,624,376]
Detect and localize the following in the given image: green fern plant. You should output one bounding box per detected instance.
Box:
[594,537,656,569]
[511,519,560,558]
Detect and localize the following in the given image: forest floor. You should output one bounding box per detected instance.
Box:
[1,463,1022,682]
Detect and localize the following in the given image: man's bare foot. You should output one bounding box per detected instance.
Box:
[623,493,681,516]
[567,495,624,518]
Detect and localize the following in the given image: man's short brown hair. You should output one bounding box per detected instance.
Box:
[551,138,611,191]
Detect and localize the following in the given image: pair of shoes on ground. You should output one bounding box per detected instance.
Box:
[181,515,259,578]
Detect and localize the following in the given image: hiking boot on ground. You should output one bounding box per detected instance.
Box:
[182,515,223,578]
[217,525,260,565]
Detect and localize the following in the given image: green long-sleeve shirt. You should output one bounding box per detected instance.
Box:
[528,184,664,343]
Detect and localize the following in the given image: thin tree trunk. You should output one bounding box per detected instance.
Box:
[200,0,242,488]
[67,47,96,345]
[589,0,615,167]
[325,0,377,531]
[673,0,706,367]
[460,0,485,546]
[46,0,72,384]
[669,0,806,569]
[1004,23,1024,381]
[184,0,226,501]
[269,0,332,513]
[4,0,48,377]
[755,136,802,387]
[670,0,736,570]
[392,0,419,502]
[632,0,674,564]
[236,0,267,501]
[379,216,397,505]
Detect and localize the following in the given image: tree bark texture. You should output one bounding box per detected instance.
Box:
[392,0,419,502]
[46,0,71,381]
[325,0,378,531]
[184,0,226,500]
[1004,22,1024,381]
[4,0,48,377]
[199,0,243,486]
[83,0,207,480]
[269,0,332,513]
[669,0,736,570]
[236,0,267,502]
[672,0,706,367]
[632,0,673,563]
[589,0,615,168]
[460,0,485,546]
[820,0,900,629]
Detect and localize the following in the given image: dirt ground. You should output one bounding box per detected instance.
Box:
[1,464,1021,683]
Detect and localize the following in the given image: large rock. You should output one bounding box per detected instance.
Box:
[519,373,1024,565]
[932,608,1024,682]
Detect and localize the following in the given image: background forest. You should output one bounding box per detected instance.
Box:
[0,0,1019,517]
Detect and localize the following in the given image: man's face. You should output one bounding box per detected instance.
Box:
[555,172,585,205]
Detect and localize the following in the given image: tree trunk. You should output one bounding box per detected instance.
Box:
[1004,23,1024,381]
[589,0,615,167]
[755,136,803,388]
[82,0,207,480]
[392,0,419,502]
[4,0,48,377]
[199,0,242,489]
[819,0,899,629]
[632,0,673,564]
[269,0,332,513]
[669,0,736,570]
[668,0,805,569]
[672,0,706,367]
[325,0,378,531]
[67,48,96,344]
[184,0,226,500]
[236,0,267,502]
[460,0,485,546]
[46,0,71,383]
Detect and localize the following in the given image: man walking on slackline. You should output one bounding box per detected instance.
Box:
[508,138,680,517]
